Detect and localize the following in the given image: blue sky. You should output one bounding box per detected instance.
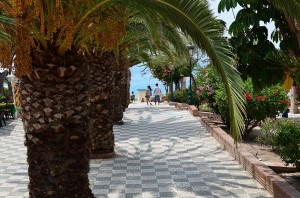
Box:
[130,64,167,95]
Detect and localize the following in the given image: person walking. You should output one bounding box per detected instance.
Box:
[145,86,152,105]
[130,91,135,103]
[153,83,162,105]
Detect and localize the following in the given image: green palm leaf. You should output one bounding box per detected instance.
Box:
[125,0,246,142]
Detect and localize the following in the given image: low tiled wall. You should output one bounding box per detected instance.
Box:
[195,115,300,198]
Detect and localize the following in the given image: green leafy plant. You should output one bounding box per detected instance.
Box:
[215,78,289,134]
[166,89,199,106]
[275,119,300,171]
[257,118,280,150]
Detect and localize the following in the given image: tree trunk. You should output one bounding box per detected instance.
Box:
[121,69,129,111]
[20,51,94,197]
[290,86,299,113]
[89,52,115,158]
[112,70,124,122]
[126,69,131,108]
[113,50,129,123]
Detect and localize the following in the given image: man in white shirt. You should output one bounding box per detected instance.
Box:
[153,83,162,105]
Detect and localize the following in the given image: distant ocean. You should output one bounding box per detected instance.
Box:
[129,64,166,96]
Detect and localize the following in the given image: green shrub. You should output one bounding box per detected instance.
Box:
[215,79,288,134]
[257,118,279,150]
[214,88,230,127]
[275,119,300,170]
[166,89,200,106]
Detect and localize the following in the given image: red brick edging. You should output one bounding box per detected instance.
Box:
[184,105,300,198]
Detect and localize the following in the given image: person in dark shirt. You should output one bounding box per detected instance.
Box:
[282,109,290,118]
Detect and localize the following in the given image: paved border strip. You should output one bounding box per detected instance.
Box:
[182,105,300,198]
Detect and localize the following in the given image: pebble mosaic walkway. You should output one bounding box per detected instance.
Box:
[0,103,272,198]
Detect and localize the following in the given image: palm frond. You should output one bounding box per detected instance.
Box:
[126,0,246,143]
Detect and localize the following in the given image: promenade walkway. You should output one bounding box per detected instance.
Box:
[0,103,272,198]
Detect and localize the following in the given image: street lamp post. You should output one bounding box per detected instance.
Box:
[187,44,194,105]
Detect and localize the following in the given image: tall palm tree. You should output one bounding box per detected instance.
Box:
[0,0,245,196]
[88,51,117,159]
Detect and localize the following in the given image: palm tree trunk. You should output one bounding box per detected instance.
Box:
[89,52,115,158]
[112,70,124,123]
[121,69,129,112]
[113,50,130,122]
[122,69,130,110]
[126,69,131,107]
[19,51,94,197]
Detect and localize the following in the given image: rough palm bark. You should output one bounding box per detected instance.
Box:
[120,69,128,112]
[112,69,124,123]
[19,51,94,198]
[122,69,130,110]
[126,69,131,108]
[113,50,130,122]
[89,52,116,158]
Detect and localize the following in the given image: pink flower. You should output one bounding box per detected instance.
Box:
[196,90,200,95]
[198,86,204,90]
[208,87,213,91]
[212,102,217,106]
[206,78,209,83]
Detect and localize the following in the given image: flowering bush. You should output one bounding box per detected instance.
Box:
[215,79,289,134]
[195,65,221,112]
[166,89,200,106]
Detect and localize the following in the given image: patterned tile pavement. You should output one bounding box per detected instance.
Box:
[0,103,272,198]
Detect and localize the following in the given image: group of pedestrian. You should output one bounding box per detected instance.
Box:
[130,83,162,105]
[145,83,162,105]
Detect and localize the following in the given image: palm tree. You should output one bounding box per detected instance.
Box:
[88,51,117,159]
[112,51,128,124]
[0,0,245,196]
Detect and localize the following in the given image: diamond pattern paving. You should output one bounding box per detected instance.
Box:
[0,103,272,198]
